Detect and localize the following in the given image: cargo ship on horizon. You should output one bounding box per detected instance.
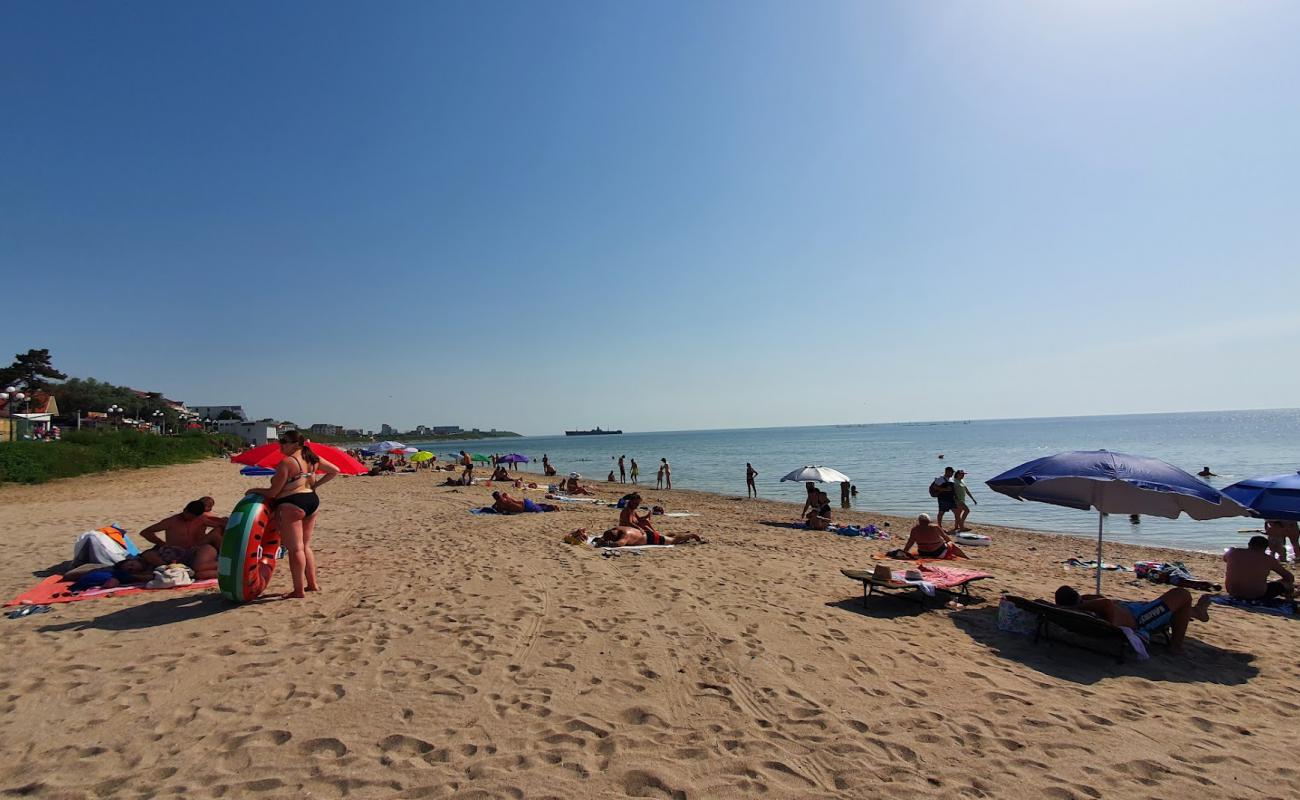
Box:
[564,427,623,436]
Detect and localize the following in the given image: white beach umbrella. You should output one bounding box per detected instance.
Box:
[780,465,851,484]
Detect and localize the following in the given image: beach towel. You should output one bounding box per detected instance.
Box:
[470,507,499,514]
[1210,595,1297,617]
[570,533,676,551]
[546,494,603,504]
[916,564,993,588]
[4,575,218,607]
[1063,558,1129,572]
[830,524,890,540]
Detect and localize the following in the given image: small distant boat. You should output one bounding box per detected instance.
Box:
[565,427,622,436]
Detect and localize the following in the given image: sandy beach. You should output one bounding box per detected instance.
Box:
[2,459,1298,800]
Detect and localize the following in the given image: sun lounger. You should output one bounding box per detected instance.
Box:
[841,565,991,608]
[1004,596,1170,664]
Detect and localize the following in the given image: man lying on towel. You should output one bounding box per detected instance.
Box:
[900,514,968,559]
[136,499,225,580]
[1054,585,1213,654]
[491,491,557,514]
[593,525,702,547]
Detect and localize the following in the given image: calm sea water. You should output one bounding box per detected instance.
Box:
[414,409,1300,552]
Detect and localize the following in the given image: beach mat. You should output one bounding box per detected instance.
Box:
[1210,595,1296,618]
[5,575,218,607]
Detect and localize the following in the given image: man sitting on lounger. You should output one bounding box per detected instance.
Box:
[1223,536,1295,601]
[137,499,224,580]
[491,491,556,514]
[1054,585,1213,654]
[592,525,702,547]
[901,513,968,559]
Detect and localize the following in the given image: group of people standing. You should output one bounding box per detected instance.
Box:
[605,455,671,489]
[930,466,977,532]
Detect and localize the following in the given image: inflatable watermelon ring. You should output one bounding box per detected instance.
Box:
[218,494,281,602]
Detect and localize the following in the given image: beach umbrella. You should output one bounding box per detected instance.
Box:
[500,454,529,464]
[1221,471,1300,521]
[410,451,435,463]
[239,465,277,477]
[401,446,420,454]
[232,441,368,476]
[472,453,491,463]
[986,450,1249,592]
[363,440,406,454]
[780,465,851,484]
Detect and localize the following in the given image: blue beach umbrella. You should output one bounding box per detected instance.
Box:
[987,450,1249,591]
[239,465,277,477]
[500,454,529,464]
[1221,472,1300,521]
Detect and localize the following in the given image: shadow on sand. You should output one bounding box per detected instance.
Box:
[34,592,252,633]
[947,605,1259,686]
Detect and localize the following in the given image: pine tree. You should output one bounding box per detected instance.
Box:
[0,349,68,393]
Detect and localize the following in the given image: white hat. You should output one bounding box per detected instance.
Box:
[569,472,581,480]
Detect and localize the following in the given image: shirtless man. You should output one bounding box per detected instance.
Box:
[137,499,224,580]
[618,455,626,484]
[491,491,552,514]
[661,458,672,489]
[460,450,474,484]
[618,493,658,535]
[593,525,701,547]
[901,513,968,559]
[1224,536,1295,600]
[746,463,758,498]
[1054,584,1213,654]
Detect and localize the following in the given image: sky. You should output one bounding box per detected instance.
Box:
[3,1,1298,435]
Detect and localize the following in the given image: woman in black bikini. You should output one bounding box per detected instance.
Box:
[251,430,339,599]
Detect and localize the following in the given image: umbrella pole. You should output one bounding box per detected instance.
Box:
[1095,511,1104,595]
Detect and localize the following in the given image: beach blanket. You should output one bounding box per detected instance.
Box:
[1210,595,1297,618]
[5,575,218,607]
[831,524,890,540]
[662,512,697,518]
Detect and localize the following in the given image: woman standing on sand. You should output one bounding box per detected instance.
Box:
[630,459,639,484]
[661,458,672,490]
[250,430,339,599]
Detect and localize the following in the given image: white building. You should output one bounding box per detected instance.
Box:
[216,419,278,446]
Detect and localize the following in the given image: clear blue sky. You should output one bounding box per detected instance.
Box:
[3,1,1298,434]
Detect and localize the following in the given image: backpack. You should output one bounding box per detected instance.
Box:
[928,480,941,498]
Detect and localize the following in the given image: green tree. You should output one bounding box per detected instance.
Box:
[0,349,67,393]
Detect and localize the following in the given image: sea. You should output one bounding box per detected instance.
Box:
[411,409,1300,553]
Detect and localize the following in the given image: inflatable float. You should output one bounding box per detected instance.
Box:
[955,532,992,547]
[217,494,281,602]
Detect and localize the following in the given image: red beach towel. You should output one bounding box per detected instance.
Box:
[4,575,218,607]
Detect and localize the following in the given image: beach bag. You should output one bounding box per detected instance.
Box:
[71,526,138,567]
[997,597,1038,636]
[928,481,941,498]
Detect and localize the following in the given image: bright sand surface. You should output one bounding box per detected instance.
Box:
[1,460,1298,799]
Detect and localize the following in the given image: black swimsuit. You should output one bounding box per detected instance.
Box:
[274,456,320,516]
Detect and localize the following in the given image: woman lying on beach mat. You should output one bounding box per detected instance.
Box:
[593,526,703,547]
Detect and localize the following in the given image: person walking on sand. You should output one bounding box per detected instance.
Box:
[953,469,977,531]
[930,466,956,530]
[618,455,626,484]
[249,430,339,599]
[661,458,672,489]
[746,463,758,498]
[630,458,639,484]
[459,450,474,484]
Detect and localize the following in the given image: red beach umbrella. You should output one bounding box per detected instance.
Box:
[231,441,367,475]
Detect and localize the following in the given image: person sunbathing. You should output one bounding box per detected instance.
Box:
[1054,585,1213,653]
[805,490,833,531]
[1223,536,1295,600]
[901,513,968,559]
[491,465,511,481]
[491,491,556,514]
[618,493,659,535]
[563,474,594,495]
[592,525,702,547]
